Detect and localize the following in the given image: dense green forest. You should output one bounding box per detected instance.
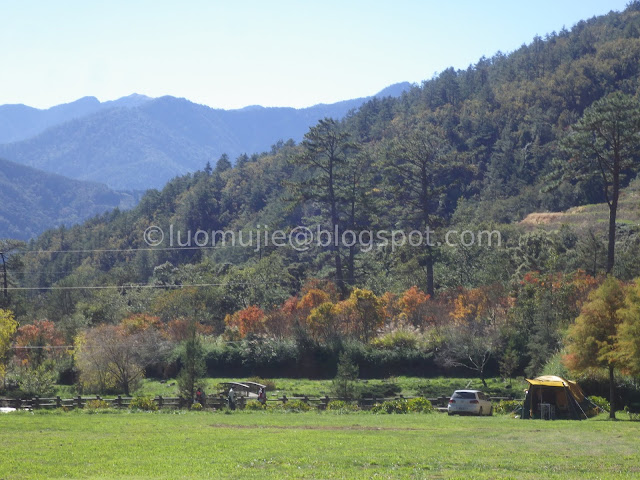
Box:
[2,4,640,408]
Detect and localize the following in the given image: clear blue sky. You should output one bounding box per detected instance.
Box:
[0,0,631,110]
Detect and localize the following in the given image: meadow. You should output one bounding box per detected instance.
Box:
[129,376,526,400]
[0,410,638,479]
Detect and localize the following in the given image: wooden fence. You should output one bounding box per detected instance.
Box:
[0,394,519,411]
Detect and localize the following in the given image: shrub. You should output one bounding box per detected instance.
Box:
[406,397,433,413]
[588,396,610,413]
[245,400,267,411]
[326,400,359,413]
[274,399,312,412]
[494,400,522,416]
[370,397,433,414]
[86,399,110,410]
[371,399,409,414]
[191,402,203,411]
[129,396,158,411]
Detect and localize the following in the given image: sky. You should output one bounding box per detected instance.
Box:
[0,0,631,110]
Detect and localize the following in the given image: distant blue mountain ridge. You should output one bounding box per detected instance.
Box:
[0,82,411,190]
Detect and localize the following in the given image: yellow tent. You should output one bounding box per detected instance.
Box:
[522,375,592,420]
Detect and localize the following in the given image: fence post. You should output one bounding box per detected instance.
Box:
[33,396,40,409]
[303,396,309,405]
[116,395,122,408]
[157,396,163,408]
[56,396,62,408]
[76,396,83,408]
[282,394,288,404]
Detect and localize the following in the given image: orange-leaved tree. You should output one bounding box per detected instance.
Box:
[564,276,625,419]
[225,305,266,337]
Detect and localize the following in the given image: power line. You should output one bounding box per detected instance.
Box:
[3,281,277,291]
[19,245,227,255]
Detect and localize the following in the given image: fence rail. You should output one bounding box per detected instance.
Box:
[0,394,520,411]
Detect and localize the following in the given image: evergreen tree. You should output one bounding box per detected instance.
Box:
[559,92,640,273]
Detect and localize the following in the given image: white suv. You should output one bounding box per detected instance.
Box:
[447,390,493,416]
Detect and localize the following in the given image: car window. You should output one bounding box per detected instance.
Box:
[479,393,489,400]
[452,391,477,399]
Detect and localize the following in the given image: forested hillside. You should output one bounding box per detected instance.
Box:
[3,4,640,398]
[0,157,135,240]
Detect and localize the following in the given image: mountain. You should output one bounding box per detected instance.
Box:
[0,83,411,190]
[0,157,135,240]
[0,94,151,144]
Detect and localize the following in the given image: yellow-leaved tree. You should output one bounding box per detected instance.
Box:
[0,309,19,388]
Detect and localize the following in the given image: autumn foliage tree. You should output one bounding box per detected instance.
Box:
[0,309,18,388]
[564,276,625,419]
[224,305,266,337]
[14,320,65,368]
[616,278,640,377]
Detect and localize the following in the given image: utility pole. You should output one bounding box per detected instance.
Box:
[0,252,7,300]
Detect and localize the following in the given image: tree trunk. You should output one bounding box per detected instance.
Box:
[425,248,434,297]
[480,369,487,388]
[609,364,616,420]
[606,173,619,274]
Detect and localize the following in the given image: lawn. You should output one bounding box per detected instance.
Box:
[131,376,526,400]
[0,410,638,479]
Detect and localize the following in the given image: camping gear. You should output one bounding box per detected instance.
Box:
[522,375,596,420]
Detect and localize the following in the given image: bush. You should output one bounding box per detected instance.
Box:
[273,399,312,412]
[494,400,522,416]
[588,396,610,413]
[86,399,110,410]
[129,396,158,411]
[371,397,433,414]
[371,399,409,414]
[245,400,267,411]
[406,397,433,413]
[191,402,203,411]
[326,400,359,413]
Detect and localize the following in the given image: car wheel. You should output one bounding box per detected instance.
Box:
[488,406,493,416]
[479,407,483,416]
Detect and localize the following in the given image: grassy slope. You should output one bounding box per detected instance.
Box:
[0,411,637,479]
[520,178,640,232]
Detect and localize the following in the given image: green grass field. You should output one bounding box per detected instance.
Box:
[0,410,638,479]
[130,376,526,400]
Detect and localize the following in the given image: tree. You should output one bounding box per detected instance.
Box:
[615,278,640,377]
[564,276,625,419]
[338,288,384,342]
[0,309,18,389]
[75,324,168,395]
[437,320,501,387]
[438,287,506,386]
[177,318,206,407]
[385,122,470,295]
[293,118,359,298]
[307,302,339,342]
[14,319,65,368]
[331,351,359,400]
[224,305,266,338]
[560,92,640,273]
